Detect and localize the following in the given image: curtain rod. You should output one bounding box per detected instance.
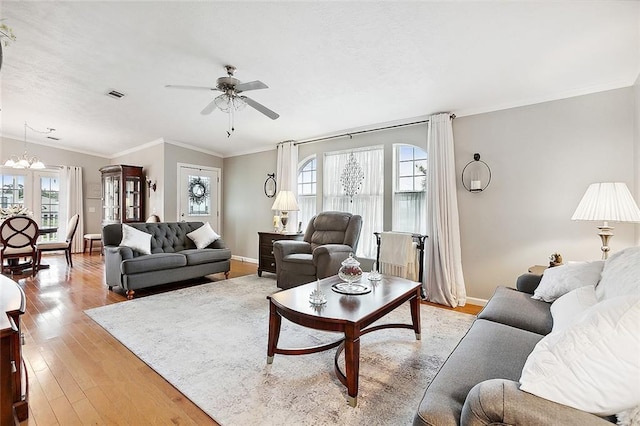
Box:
[293,114,455,146]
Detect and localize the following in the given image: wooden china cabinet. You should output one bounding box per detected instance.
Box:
[100,165,146,225]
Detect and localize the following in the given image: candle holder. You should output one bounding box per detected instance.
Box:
[461,153,491,193]
[368,261,382,282]
[309,280,327,305]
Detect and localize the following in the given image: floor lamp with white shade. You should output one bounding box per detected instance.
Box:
[571,182,640,259]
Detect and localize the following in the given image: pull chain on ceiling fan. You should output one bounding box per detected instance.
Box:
[166,65,279,137]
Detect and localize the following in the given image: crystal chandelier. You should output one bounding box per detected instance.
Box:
[340,152,365,202]
[3,121,52,169]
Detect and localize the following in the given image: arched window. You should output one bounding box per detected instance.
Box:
[297,156,316,230]
[393,144,427,233]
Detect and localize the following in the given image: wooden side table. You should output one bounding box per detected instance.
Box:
[258,232,303,277]
[527,265,547,276]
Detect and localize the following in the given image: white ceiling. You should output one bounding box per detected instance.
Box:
[1,1,638,158]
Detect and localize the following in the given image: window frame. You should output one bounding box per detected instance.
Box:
[392,144,427,234]
[296,155,317,231]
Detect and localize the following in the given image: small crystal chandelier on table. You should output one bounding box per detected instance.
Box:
[3,121,54,169]
[340,152,365,202]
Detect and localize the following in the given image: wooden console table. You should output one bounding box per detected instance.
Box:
[0,275,28,424]
[257,232,303,276]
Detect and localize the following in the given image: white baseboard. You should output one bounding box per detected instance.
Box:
[466,296,488,307]
[231,255,258,264]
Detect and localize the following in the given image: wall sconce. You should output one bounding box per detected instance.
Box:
[461,153,491,193]
[146,176,157,193]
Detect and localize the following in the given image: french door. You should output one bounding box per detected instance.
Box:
[0,168,62,241]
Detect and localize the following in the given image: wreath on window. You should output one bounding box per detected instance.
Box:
[188,177,208,205]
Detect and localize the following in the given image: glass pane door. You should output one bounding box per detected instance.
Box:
[103,174,121,223]
[38,175,60,241]
[125,176,141,221]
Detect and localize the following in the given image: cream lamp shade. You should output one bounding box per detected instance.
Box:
[571,182,640,259]
[271,190,299,232]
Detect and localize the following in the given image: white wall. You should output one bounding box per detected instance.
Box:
[222,87,638,302]
[634,74,640,245]
[111,142,165,220]
[223,150,278,261]
[455,87,636,300]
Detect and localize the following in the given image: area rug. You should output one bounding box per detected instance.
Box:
[85,275,474,425]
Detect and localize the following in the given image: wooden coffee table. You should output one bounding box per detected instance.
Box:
[267,274,422,407]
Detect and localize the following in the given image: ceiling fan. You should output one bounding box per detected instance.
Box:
[165,65,279,120]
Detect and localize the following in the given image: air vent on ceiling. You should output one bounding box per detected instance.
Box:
[106,89,126,99]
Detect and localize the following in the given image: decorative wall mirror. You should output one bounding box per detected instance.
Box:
[264,173,277,198]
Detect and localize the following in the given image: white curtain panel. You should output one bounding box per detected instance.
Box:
[297,194,316,232]
[393,192,427,234]
[276,141,299,227]
[323,147,383,259]
[425,113,467,307]
[61,166,84,253]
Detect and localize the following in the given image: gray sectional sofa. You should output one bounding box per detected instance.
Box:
[414,273,617,425]
[103,222,231,299]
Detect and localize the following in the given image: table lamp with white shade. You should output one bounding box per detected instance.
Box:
[271,190,299,233]
[571,182,640,259]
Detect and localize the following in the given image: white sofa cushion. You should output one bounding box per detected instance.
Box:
[187,222,220,249]
[596,246,640,301]
[119,224,152,255]
[532,261,604,302]
[549,285,598,333]
[520,294,640,416]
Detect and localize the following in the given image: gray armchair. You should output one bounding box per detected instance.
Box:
[273,211,363,289]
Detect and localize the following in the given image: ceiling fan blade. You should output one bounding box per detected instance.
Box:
[165,84,219,91]
[200,99,217,115]
[241,96,279,120]
[235,80,268,93]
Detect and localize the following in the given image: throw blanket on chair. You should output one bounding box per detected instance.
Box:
[379,232,418,281]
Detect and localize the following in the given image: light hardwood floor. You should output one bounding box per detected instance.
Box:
[9,253,480,425]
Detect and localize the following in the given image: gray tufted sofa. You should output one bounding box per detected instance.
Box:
[103,222,231,299]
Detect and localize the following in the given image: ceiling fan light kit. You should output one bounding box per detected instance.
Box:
[166,65,279,136]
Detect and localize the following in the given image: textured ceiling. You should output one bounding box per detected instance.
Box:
[1,1,638,158]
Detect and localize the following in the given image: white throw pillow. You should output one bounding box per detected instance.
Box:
[520,294,640,416]
[120,224,152,255]
[187,222,220,249]
[596,246,640,301]
[532,261,604,302]
[549,285,598,333]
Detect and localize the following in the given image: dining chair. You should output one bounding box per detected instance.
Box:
[0,216,39,277]
[36,214,80,267]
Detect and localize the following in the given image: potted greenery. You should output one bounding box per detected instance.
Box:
[0,21,16,71]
